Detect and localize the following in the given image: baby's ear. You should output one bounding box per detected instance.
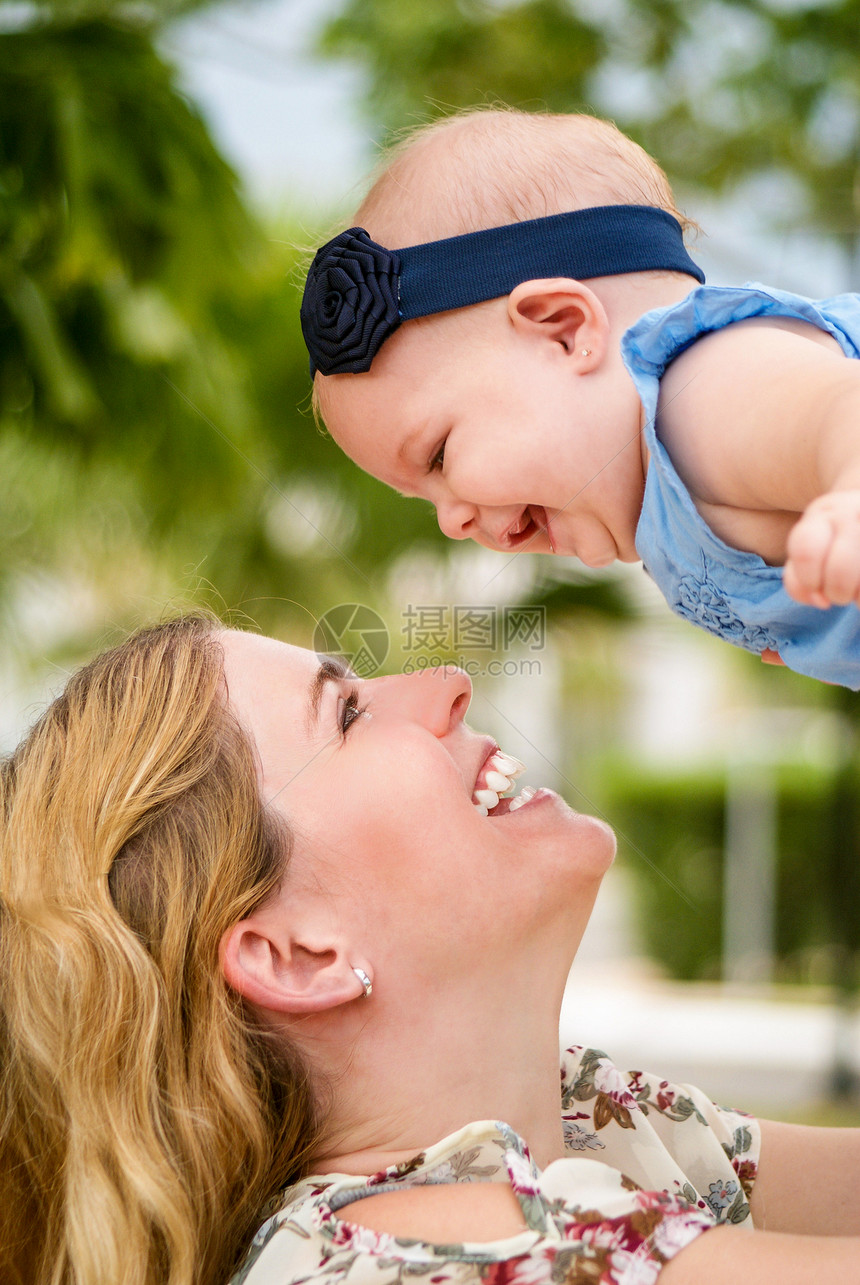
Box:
[507,278,608,366]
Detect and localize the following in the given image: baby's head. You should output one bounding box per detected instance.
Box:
[306,109,702,566]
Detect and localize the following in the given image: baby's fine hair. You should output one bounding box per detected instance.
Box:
[355,107,691,247]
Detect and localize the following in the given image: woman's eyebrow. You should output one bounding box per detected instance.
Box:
[307,657,351,728]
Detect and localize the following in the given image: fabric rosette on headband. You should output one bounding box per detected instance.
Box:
[301,229,402,376]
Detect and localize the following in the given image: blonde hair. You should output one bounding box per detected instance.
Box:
[0,617,317,1285]
[355,106,692,246]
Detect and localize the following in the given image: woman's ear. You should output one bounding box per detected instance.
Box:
[507,278,609,367]
[220,903,368,1015]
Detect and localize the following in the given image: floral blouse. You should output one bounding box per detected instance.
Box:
[231,1046,760,1285]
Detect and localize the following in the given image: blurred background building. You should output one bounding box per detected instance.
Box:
[2,0,860,1118]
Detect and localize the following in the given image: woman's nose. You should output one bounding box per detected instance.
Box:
[370,666,472,737]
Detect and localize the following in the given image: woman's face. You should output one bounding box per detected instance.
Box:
[219,630,615,987]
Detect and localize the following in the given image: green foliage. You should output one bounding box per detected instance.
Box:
[605,760,858,983]
[527,567,633,621]
[318,0,860,249]
[0,16,256,496]
[620,0,860,247]
[0,7,445,660]
[0,0,216,26]
[607,767,726,980]
[0,15,250,649]
[319,0,605,131]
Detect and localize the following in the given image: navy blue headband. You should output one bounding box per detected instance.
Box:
[301,204,705,377]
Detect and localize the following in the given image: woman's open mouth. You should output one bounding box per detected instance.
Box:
[471,747,539,816]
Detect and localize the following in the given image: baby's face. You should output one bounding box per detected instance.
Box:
[319,303,645,567]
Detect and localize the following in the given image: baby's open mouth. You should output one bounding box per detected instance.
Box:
[505,506,549,550]
[471,748,536,816]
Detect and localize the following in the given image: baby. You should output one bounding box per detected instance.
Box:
[301,109,860,688]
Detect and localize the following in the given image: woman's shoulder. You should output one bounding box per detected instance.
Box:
[560,1045,759,1224]
[230,1051,761,1285]
[229,1119,528,1284]
[230,1110,715,1285]
[561,1045,761,1161]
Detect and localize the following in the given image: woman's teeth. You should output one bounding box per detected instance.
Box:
[508,786,537,812]
[491,751,523,776]
[471,751,527,815]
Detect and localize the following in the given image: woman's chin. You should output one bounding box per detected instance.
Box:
[476,784,616,882]
[555,805,617,875]
[503,789,616,877]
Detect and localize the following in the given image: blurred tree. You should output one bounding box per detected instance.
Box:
[0,9,253,491]
[319,0,605,132]
[318,0,860,264]
[12,1,213,17]
[0,0,440,662]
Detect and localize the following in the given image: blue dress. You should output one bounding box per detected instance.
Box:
[625,282,860,688]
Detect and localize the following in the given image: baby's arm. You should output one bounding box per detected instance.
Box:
[657,316,860,607]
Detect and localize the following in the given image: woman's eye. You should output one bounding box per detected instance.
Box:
[429,439,447,472]
[340,689,367,735]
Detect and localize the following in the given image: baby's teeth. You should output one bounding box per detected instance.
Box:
[473,802,489,816]
[485,770,512,794]
[474,788,500,809]
[491,752,526,778]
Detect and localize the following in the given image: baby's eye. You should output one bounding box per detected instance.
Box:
[429,438,447,472]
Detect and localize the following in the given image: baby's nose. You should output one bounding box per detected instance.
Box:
[435,496,477,540]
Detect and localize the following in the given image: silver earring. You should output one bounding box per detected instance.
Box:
[352,967,372,999]
[581,347,592,357]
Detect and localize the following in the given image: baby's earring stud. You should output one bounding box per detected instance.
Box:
[581,348,592,357]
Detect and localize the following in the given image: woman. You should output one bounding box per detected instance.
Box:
[1,616,857,1285]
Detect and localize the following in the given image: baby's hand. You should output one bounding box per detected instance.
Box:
[784,490,860,608]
